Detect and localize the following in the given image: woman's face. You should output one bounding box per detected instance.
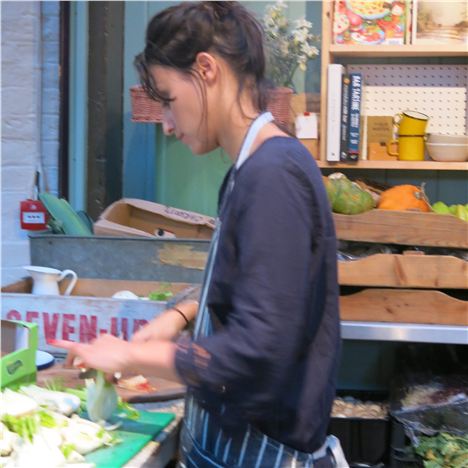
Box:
[150,65,217,155]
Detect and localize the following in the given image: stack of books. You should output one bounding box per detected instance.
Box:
[326,65,363,162]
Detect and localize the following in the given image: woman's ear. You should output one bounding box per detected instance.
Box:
[195,52,218,84]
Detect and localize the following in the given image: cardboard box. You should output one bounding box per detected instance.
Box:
[1,320,38,389]
[1,278,195,353]
[94,198,215,239]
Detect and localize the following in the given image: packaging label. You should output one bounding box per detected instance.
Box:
[22,212,46,224]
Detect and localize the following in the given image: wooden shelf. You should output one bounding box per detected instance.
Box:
[333,209,468,249]
[317,160,468,170]
[329,44,468,58]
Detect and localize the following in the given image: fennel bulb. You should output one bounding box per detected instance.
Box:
[85,371,118,423]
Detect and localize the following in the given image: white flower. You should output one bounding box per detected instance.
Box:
[262,0,320,88]
[279,39,290,56]
[301,43,319,58]
[295,18,313,30]
[293,27,309,44]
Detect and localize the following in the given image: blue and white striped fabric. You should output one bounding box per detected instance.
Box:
[178,113,345,467]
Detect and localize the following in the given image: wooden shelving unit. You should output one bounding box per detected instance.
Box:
[329,44,468,58]
[319,1,468,170]
[318,160,468,170]
[318,2,468,346]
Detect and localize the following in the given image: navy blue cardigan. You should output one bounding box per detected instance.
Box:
[175,137,341,453]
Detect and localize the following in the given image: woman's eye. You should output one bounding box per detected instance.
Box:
[161,99,172,109]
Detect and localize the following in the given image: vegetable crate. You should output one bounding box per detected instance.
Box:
[1,278,195,353]
[335,210,468,326]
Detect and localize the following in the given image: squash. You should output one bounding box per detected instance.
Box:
[378,184,431,212]
[324,173,375,215]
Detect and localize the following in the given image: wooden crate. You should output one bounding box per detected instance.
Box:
[1,278,193,352]
[340,289,467,326]
[339,253,468,289]
[334,210,468,248]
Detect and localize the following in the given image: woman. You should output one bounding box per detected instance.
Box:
[55,2,344,466]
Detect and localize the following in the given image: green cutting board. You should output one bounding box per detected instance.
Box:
[85,410,175,467]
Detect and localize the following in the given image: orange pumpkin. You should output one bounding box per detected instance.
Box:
[378,184,431,212]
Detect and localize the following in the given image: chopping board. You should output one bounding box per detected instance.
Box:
[37,363,186,402]
[84,410,175,467]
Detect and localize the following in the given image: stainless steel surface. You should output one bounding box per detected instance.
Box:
[341,321,468,344]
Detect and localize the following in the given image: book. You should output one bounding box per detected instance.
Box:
[332,0,408,45]
[347,73,363,161]
[360,115,368,161]
[405,0,413,44]
[326,64,345,162]
[339,74,351,161]
[412,0,468,44]
[366,116,394,161]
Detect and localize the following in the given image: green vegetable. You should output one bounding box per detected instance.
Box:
[86,370,118,423]
[44,377,65,392]
[414,432,468,468]
[37,409,57,428]
[148,286,173,301]
[117,400,140,420]
[324,173,375,215]
[2,414,38,442]
[39,192,93,236]
[60,443,76,459]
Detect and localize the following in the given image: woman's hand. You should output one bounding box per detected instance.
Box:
[51,335,181,382]
[132,300,198,343]
[51,334,131,374]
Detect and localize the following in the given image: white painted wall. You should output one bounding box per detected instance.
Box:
[1,1,60,285]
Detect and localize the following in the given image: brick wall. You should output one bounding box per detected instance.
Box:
[1,2,60,285]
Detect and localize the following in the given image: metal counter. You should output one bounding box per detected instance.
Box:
[342,321,467,344]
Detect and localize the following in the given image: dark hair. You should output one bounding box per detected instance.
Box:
[134,1,270,113]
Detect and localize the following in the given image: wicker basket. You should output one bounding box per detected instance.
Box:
[130,85,163,123]
[267,87,294,127]
[131,84,294,126]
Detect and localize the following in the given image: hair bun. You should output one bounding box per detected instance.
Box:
[208,1,235,20]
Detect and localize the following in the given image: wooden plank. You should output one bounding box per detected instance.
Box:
[1,278,31,293]
[340,289,468,326]
[317,160,468,170]
[319,0,333,163]
[329,44,468,57]
[334,210,468,248]
[65,279,190,298]
[339,254,468,289]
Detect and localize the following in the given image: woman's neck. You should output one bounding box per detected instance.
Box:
[217,104,259,162]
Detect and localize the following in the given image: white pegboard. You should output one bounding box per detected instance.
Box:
[362,86,467,135]
[347,64,468,87]
[346,64,468,134]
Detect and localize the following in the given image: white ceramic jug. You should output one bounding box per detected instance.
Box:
[23,266,78,296]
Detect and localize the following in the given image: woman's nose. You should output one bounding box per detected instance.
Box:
[161,108,175,136]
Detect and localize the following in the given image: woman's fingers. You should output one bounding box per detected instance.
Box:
[48,335,131,374]
[48,339,83,353]
[49,339,92,367]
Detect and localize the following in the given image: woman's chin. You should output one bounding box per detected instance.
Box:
[188,143,216,156]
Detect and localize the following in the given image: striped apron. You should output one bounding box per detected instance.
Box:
[178,112,348,468]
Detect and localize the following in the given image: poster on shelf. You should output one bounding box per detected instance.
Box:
[332,0,408,45]
[412,0,468,44]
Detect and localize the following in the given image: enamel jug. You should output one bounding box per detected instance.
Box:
[23,265,78,296]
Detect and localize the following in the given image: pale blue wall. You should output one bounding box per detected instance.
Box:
[122,1,323,216]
